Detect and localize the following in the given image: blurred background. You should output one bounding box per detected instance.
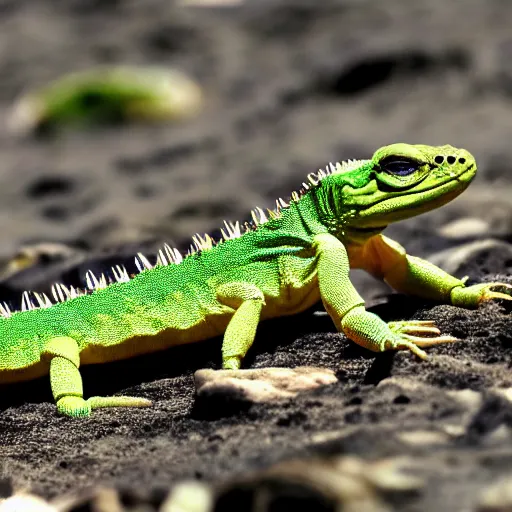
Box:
[0,0,511,288]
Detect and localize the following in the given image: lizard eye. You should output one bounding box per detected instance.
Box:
[380,158,419,177]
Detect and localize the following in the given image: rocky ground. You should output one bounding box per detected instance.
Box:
[2,1,512,510]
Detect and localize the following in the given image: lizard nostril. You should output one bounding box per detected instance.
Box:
[447,156,456,164]
[459,157,466,164]
[434,155,444,164]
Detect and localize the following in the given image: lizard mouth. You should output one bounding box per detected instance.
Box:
[452,163,475,181]
[352,163,476,228]
[351,225,387,233]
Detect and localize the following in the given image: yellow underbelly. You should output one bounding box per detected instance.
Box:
[82,280,322,365]
[0,362,48,384]
[79,318,230,365]
[262,281,321,320]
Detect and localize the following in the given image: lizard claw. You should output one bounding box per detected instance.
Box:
[386,320,459,360]
[341,309,459,361]
[388,320,441,336]
[480,282,512,303]
[401,334,459,346]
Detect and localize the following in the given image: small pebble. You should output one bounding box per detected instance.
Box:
[194,366,337,403]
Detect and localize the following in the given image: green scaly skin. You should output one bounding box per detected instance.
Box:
[1,143,510,417]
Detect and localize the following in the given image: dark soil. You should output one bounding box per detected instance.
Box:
[1,1,512,511]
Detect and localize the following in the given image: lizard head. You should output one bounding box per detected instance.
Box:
[332,143,476,234]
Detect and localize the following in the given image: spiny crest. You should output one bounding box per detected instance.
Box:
[251,207,268,226]
[111,265,130,283]
[156,243,183,266]
[51,283,81,303]
[0,156,366,318]
[135,252,153,272]
[220,220,241,241]
[0,301,11,318]
[85,270,108,291]
[0,262,139,318]
[134,242,186,272]
[191,233,214,252]
[21,290,54,312]
[305,159,366,188]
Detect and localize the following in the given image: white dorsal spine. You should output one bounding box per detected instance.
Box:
[21,291,35,311]
[307,173,319,186]
[34,292,52,308]
[135,252,153,272]
[250,207,268,226]
[69,286,82,298]
[191,233,214,252]
[52,283,71,303]
[85,271,99,291]
[112,265,130,283]
[156,249,168,266]
[97,274,108,289]
[164,243,182,264]
[0,302,11,318]
[220,220,241,241]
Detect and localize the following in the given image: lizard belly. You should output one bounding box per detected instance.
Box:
[0,362,48,384]
[0,309,234,381]
[79,309,233,365]
[262,276,321,320]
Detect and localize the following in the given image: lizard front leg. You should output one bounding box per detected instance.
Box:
[313,233,455,359]
[42,337,151,417]
[216,282,265,370]
[364,235,512,308]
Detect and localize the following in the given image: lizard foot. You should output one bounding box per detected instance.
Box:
[222,356,242,370]
[451,282,512,308]
[57,395,152,418]
[341,308,458,360]
[385,320,458,360]
[56,396,91,417]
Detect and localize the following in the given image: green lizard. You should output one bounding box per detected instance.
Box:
[1,143,510,417]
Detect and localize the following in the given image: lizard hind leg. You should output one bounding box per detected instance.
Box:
[216,282,265,370]
[41,336,151,417]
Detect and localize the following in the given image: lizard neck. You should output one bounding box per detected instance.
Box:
[295,186,383,246]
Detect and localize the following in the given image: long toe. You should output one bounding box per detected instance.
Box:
[402,334,459,347]
[87,396,152,410]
